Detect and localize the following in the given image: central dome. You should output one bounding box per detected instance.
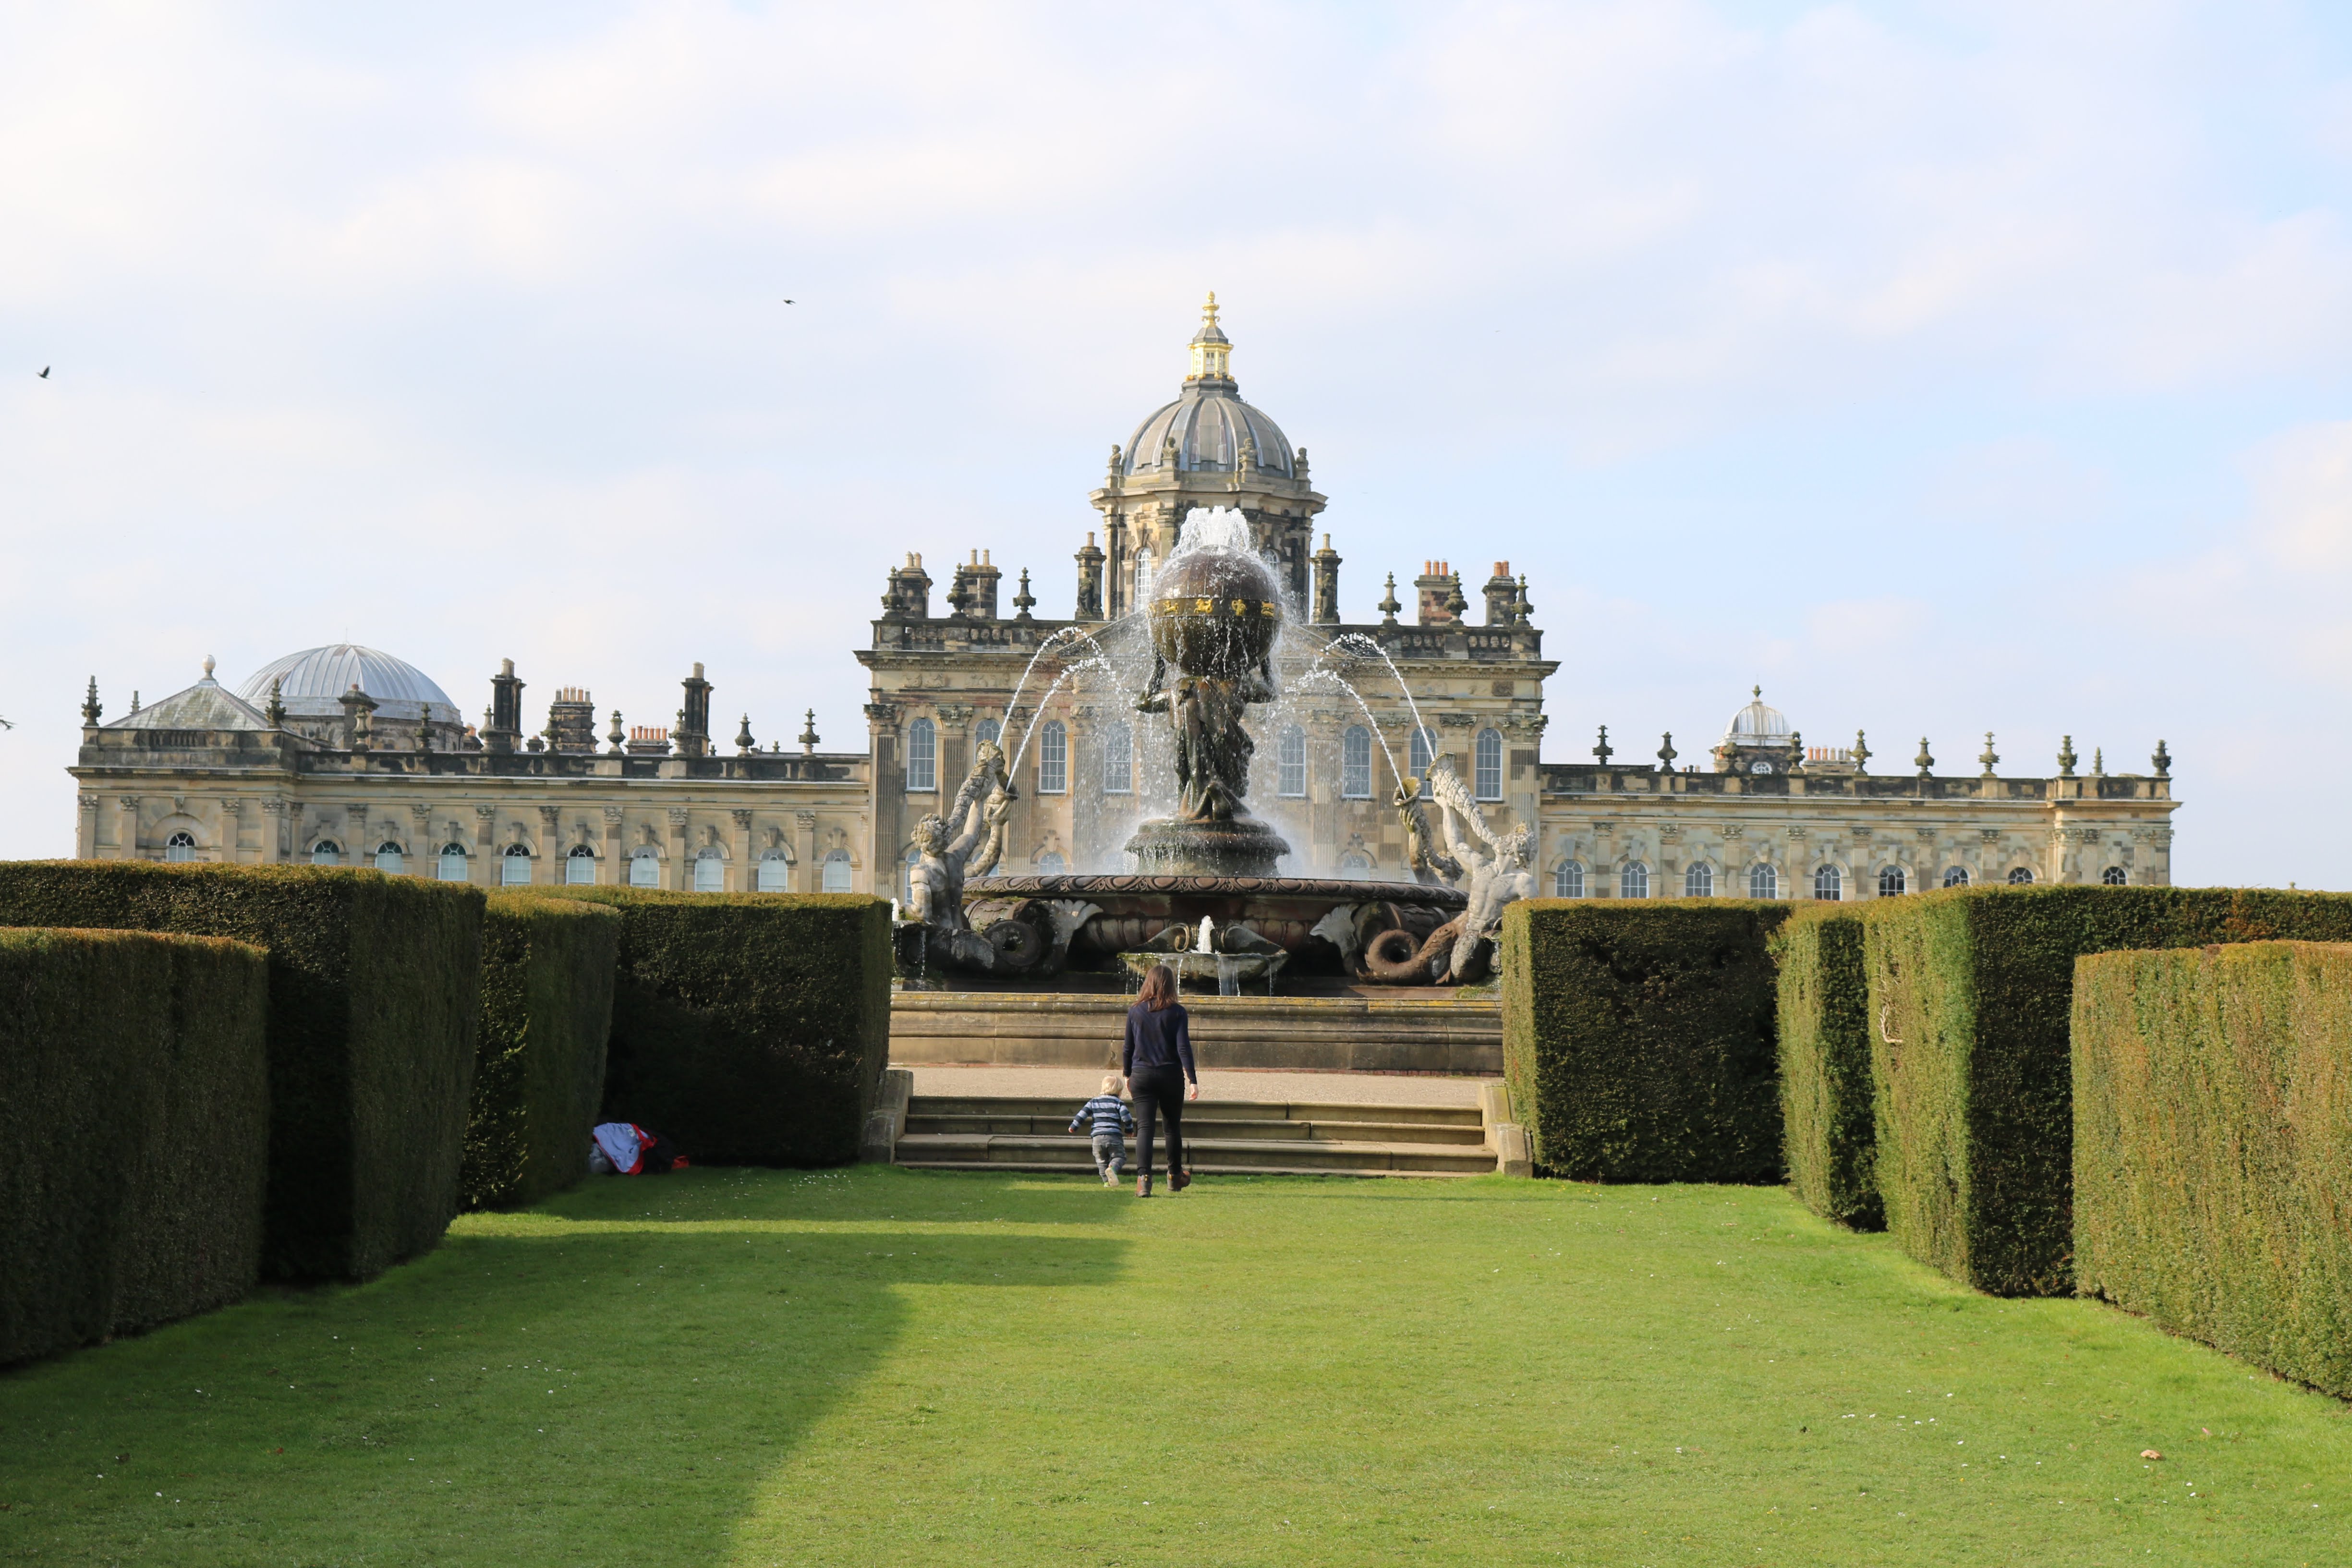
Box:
[1724,686,1793,742]
[1121,293,1297,478]
[237,644,461,725]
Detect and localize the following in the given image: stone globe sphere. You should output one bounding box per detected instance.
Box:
[1146,547,1283,678]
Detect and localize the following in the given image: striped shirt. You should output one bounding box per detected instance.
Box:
[1070,1094,1135,1139]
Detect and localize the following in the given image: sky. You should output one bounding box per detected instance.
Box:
[6,1,2352,885]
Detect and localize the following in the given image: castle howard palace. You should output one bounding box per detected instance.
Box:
[67,299,2179,899]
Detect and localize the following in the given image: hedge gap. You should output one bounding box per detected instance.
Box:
[0,927,268,1364]
[2073,941,2352,1398]
[0,862,485,1280]
[1860,886,2352,1297]
[516,888,891,1165]
[1772,909,1880,1229]
[1501,899,1791,1183]
[462,893,620,1210]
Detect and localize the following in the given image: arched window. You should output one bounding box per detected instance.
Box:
[2101,865,2128,886]
[1878,865,1906,898]
[1037,851,1068,874]
[1685,862,1713,898]
[628,847,661,888]
[905,717,937,793]
[1037,719,1067,794]
[1134,547,1154,607]
[1749,863,1778,899]
[375,841,404,875]
[975,717,1001,751]
[2007,866,2035,886]
[1337,851,1373,880]
[1278,726,1307,798]
[1620,861,1649,899]
[1474,729,1504,802]
[1341,726,1373,799]
[501,843,532,886]
[821,849,853,894]
[566,844,596,885]
[1101,721,1132,795]
[1814,864,1843,901]
[1555,860,1585,898]
[310,839,341,866]
[693,847,724,892]
[165,830,198,863]
[757,850,790,892]
[1408,727,1439,797]
[438,843,468,882]
[1943,867,1970,888]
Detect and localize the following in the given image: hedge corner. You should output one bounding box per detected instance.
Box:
[1772,908,1880,1230]
[463,892,622,1210]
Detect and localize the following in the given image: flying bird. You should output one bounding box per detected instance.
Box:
[782,299,794,304]
[37,367,48,378]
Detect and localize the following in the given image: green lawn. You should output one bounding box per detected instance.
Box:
[3,1168,2349,1566]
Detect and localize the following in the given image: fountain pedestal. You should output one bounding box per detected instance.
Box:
[1125,815,1291,880]
[1119,949,1288,997]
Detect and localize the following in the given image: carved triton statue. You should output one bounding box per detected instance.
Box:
[1365,754,1536,984]
[904,738,1015,971]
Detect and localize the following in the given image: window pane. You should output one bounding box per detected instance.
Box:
[1278,726,1306,798]
[1555,861,1584,898]
[694,851,724,892]
[311,840,340,866]
[1038,851,1067,874]
[2007,866,2035,885]
[1620,861,1649,899]
[1474,729,1503,801]
[165,831,197,864]
[1814,865,1842,901]
[1942,866,1969,888]
[1338,851,1372,880]
[822,851,852,893]
[975,718,1001,750]
[1341,726,1372,799]
[1748,863,1778,899]
[1102,721,1132,794]
[500,849,532,886]
[629,851,661,888]
[1038,720,1067,794]
[758,856,789,892]
[438,847,467,882]
[1878,865,1906,897]
[375,843,403,875]
[1685,862,1712,898]
[2102,865,2127,886]
[566,848,595,885]
[906,717,937,792]
[1408,728,1436,796]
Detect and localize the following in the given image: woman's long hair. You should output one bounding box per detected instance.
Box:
[1138,962,1179,1012]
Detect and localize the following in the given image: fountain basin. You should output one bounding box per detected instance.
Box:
[1117,949,1288,996]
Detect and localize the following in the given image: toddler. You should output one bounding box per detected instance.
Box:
[1068,1074,1136,1186]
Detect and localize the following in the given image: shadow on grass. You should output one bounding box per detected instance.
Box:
[0,1167,1126,1568]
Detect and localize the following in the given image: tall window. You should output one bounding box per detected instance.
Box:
[1474,729,1503,802]
[310,839,340,866]
[1749,863,1778,899]
[2007,866,2035,885]
[1878,865,1906,898]
[566,845,595,885]
[906,717,937,792]
[1685,862,1713,897]
[758,851,790,892]
[2101,865,2128,886]
[822,849,852,893]
[975,717,1001,751]
[1408,727,1438,796]
[501,843,532,886]
[1943,867,1970,888]
[1037,719,1067,793]
[1555,860,1585,898]
[165,830,198,863]
[1620,861,1649,899]
[1814,864,1843,901]
[1338,851,1373,879]
[1278,726,1307,797]
[1102,721,1132,794]
[629,848,661,888]
[1134,547,1154,607]
[375,841,404,875]
[1038,850,1068,874]
[694,848,724,892]
[438,843,468,882]
[1341,726,1373,799]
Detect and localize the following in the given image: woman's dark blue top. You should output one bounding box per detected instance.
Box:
[1123,1000,1197,1082]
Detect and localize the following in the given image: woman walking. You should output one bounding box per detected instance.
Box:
[1123,963,1199,1196]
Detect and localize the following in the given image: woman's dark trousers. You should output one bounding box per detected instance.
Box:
[1131,1067,1188,1178]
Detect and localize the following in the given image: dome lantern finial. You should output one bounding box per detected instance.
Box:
[1186,291,1233,385]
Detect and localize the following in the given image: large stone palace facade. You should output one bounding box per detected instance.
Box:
[66,297,2179,897]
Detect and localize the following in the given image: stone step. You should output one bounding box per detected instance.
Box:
[892,991,1502,1074]
[905,1112,1490,1147]
[907,1095,1483,1128]
[895,1131,1496,1176]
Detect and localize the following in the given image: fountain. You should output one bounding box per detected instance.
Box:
[900,507,1530,988]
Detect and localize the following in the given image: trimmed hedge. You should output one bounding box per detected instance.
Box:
[1501,899,1792,1183]
[515,888,891,1165]
[2073,941,2352,1398]
[0,928,268,1364]
[1772,909,1880,1229]
[461,893,621,1210]
[1861,886,2352,1298]
[0,862,485,1281]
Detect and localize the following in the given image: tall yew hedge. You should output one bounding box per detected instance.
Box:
[1860,886,2352,1297]
[2073,941,2352,1398]
[0,862,485,1281]
[516,888,891,1165]
[461,893,621,1210]
[1773,909,1879,1229]
[0,928,268,1364]
[1501,899,1791,1183]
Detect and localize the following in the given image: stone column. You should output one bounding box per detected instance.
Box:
[602,805,624,885]
[796,812,820,892]
[258,798,288,863]
[667,807,691,890]
[409,803,433,874]
[473,803,498,887]
[731,810,754,892]
[538,805,560,887]
[115,795,141,861]
[76,793,99,860]
[218,798,244,863]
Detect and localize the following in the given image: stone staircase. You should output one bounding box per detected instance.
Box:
[894,1094,1501,1178]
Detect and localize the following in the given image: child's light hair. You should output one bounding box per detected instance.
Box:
[1101,1073,1121,1095]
